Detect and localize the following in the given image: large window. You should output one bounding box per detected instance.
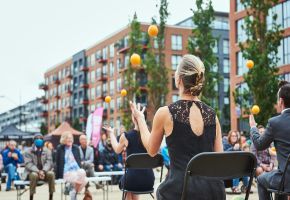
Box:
[171,55,182,70]
[267,3,283,30]
[236,19,247,43]
[284,1,290,29]
[109,80,114,96]
[109,62,114,76]
[236,0,244,12]
[223,58,230,74]
[223,39,229,55]
[236,51,248,76]
[171,35,182,50]
[213,39,218,54]
[109,44,114,58]
[223,78,229,92]
[212,16,229,30]
[283,37,290,65]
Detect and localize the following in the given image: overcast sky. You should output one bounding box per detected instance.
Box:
[0,0,229,113]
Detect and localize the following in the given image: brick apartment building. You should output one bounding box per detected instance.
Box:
[40,12,230,132]
[229,0,290,131]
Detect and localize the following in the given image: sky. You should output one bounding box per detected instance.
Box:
[0,0,229,113]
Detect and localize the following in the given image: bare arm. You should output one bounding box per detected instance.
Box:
[130,102,165,157]
[103,126,128,154]
[214,116,223,152]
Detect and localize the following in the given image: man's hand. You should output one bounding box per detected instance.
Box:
[249,114,257,128]
[38,170,45,180]
[98,164,104,171]
[12,153,18,160]
[8,152,12,157]
[233,143,240,150]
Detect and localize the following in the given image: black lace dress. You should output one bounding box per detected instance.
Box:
[156,100,226,200]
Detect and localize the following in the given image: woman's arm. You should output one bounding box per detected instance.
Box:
[130,102,166,157]
[214,116,223,152]
[103,126,128,154]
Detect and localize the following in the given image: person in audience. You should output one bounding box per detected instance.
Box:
[130,54,225,199]
[251,125,274,177]
[79,134,95,177]
[55,131,87,200]
[23,133,55,200]
[98,132,108,153]
[103,111,154,200]
[45,141,56,167]
[2,140,23,191]
[249,81,290,200]
[98,139,123,172]
[224,130,249,194]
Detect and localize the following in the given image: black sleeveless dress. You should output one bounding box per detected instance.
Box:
[157,100,226,200]
[119,130,155,191]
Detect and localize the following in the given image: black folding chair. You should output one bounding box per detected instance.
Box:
[268,154,290,200]
[181,152,257,200]
[122,153,164,200]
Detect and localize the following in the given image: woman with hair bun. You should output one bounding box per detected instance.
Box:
[130,54,225,200]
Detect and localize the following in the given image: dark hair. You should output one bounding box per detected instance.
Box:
[182,73,204,96]
[278,83,290,108]
[257,125,265,129]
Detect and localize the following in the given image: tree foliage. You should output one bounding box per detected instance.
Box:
[187,0,219,110]
[145,0,169,113]
[236,0,283,125]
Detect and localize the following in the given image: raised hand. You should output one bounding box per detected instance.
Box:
[129,101,146,120]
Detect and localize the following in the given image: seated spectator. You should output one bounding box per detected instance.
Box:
[98,140,122,172]
[103,110,154,200]
[44,141,56,165]
[79,134,95,177]
[23,133,55,200]
[55,131,87,200]
[2,140,23,191]
[98,133,108,153]
[251,125,274,177]
[224,131,249,194]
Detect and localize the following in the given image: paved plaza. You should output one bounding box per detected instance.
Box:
[0,182,259,200]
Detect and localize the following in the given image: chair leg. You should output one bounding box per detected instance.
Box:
[122,191,125,200]
[270,192,273,200]
[150,193,154,199]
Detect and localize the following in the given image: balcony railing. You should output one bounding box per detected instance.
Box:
[39,83,48,90]
[40,96,48,104]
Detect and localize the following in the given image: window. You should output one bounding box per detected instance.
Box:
[171,35,182,50]
[90,88,95,100]
[284,1,290,29]
[172,95,179,102]
[284,37,290,65]
[223,39,229,55]
[110,62,114,76]
[236,19,247,43]
[117,97,121,109]
[102,47,107,59]
[96,68,101,80]
[171,55,182,70]
[224,78,229,93]
[236,51,248,76]
[109,44,114,58]
[117,58,122,70]
[223,58,230,73]
[213,39,218,54]
[212,58,219,72]
[73,61,78,73]
[96,85,101,97]
[224,97,229,105]
[117,78,122,91]
[211,16,229,30]
[267,4,283,30]
[109,80,114,95]
[236,0,243,12]
[102,65,107,75]
[90,71,95,83]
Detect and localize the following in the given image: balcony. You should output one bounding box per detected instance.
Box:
[54,94,60,99]
[40,111,48,117]
[80,83,89,88]
[66,105,72,109]
[54,109,61,113]
[53,78,60,85]
[97,57,108,64]
[39,83,48,90]
[97,73,108,82]
[66,87,72,94]
[139,86,148,92]
[80,66,89,72]
[80,117,87,122]
[40,96,48,104]
[80,99,89,105]
[65,73,72,79]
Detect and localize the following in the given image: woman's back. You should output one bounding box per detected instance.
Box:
[157,100,225,200]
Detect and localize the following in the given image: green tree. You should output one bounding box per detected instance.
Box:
[236,0,283,125]
[187,0,219,110]
[122,13,143,129]
[72,118,82,131]
[40,122,48,135]
[145,0,169,114]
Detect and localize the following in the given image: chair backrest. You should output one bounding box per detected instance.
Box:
[278,153,290,191]
[186,151,257,179]
[125,153,163,169]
